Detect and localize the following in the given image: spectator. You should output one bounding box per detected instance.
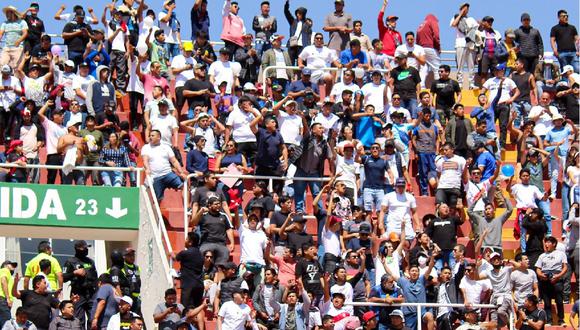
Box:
[515,294,546,330]
[252,1,277,58]
[510,58,537,128]
[99,132,131,187]
[435,142,466,209]
[430,65,461,125]
[323,0,353,54]
[24,241,62,293]
[545,115,578,199]
[377,0,402,62]
[62,9,93,66]
[514,13,544,73]
[157,1,181,59]
[209,48,240,96]
[171,42,196,114]
[510,254,539,308]
[412,109,440,196]
[0,260,17,327]
[193,31,216,68]
[190,0,209,40]
[261,35,292,88]
[234,34,260,87]
[21,3,43,53]
[217,290,252,330]
[252,267,283,328]
[12,275,59,330]
[283,1,311,66]
[86,66,115,125]
[351,21,373,54]
[340,39,370,71]
[15,54,53,108]
[153,289,184,330]
[0,6,28,68]
[298,33,341,97]
[220,0,246,56]
[534,58,561,96]
[214,262,247,311]
[57,119,85,185]
[445,104,472,158]
[395,32,426,76]
[146,99,179,147]
[141,130,186,201]
[476,16,502,83]
[416,14,440,88]
[389,54,421,118]
[550,9,579,73]
[30,35,52,76]
[535,236,568,326]
[450,3,478,89]
[49,300,82,330]
[175,232,204,310]
[191,196,235,265]
[2,308,37,330]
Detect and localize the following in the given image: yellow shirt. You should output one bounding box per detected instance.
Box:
[24,252,62,290]
[506,42,518,69]
[0,268,14,299]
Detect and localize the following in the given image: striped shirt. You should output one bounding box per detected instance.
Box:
[99,144,131,168]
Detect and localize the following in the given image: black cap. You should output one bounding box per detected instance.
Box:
[218,261,238,270]
[74,240,91,249]
[250,201,265,209]
[459,2,469,10]
[79,62,89,67]
[123,247,136,256]
[192,135,205,144]
[521,13,530,21]
[219,47,230,55]
[29,64,41,71]
[331,292,346,299]
[158,99,169,107]
[30,3,39,9]
[482,16,494,23]
[359,222,371,234]
[1,260,18,268]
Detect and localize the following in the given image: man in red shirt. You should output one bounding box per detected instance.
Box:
[377,0,402,65]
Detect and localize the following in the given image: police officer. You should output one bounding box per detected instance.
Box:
[122,248,142,315]
[108,250,131,298]
[63,240,98,328]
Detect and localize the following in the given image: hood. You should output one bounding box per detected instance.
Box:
[295,7,307,17]
[424,14,438,23]
[96,65,110,82]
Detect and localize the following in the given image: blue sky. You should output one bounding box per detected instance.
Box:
[17,0,579,52]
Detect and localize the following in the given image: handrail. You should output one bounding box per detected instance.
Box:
[346,301,514,330]
[182,172,333,239]
[0,163,143,186]
[145,176,173,269]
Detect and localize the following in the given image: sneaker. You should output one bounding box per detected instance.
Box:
[560,322,567,327]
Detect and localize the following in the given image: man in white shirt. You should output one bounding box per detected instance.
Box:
[72,62,95,106]
[385,93,411,123]
[142,129,186,201]
[527,92,559,138]
[361,70,388,114]
[217,290,253,330]
[158,0,181,59]
[273,99,304,147]
[329,69,360,103]
[535,236,568,326]
[459,262,491,316]
[511,254,539,308]
[0,65,22,141]
[147,99,178,147]
[481,64,520,147]
[435,142,466,209]
[450,3,479,89]
[394,32,426,72]
[225,96,262,165]
[208,48,241,94]
[298,32,342,97]
[106,8,129,92]
[171,41,197,113]
[314,99,340,140]
[378,178,420,241]
[143,86,176,128]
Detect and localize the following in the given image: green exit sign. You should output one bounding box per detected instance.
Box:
[0,183,139,230]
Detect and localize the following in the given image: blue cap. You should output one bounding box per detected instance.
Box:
[495,63,507,71]
[302,68,312,75]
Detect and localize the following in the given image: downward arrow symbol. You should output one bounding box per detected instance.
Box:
[106,198,128,219]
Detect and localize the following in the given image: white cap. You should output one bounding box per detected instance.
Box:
[552,113,564,121]
[284,100,297,107]
[64,60,75,67]
[1,64,11,74]
[562,65,574,74]
[243,82,257,91]
[66,118,82,128]
[119,296,133,307]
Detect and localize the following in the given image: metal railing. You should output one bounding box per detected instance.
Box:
[182,172,333,239]
[346,301,514,330]
[144,175,173,269]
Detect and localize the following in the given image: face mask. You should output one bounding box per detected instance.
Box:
[76,249,89,258]
[418,256,428,266]
[493,264,502,270]
[9,270,14,275]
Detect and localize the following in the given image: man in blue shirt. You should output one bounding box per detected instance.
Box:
[286,68,320,103]
[359,143,389,222]
[474,141,497,181]
[544,114,578,198]
[391,110,417,166]
[185,135,209,187]
[340,39,370,70]
[254,116,288,195]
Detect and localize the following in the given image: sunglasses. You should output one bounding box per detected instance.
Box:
[315,37,324,40]
[371,146,380,150]
[392,97,401,100]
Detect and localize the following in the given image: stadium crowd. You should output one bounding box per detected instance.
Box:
[0,0,579,329]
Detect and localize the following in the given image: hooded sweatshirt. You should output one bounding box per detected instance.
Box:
[86,65,116,115]
[377,11,402,56]
[416,14,440,51]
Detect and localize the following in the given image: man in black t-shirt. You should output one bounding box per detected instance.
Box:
[269,195,293,255]
[190,172,229,218]
[62,10,93,66]
[13,275,59,330]
[175,232,204,309]
[556,83,579,125]
[550,9,579,73]
[516,294,546,330]
[389,53,421,118]
[182,63,216,112]
[425,203,464,271]
[295,242,324,303]
[430,65,461,123]
[190,196,234,265]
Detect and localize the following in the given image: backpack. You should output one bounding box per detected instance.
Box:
[494,41,509,63]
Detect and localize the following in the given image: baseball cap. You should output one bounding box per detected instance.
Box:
[395,53,407,59]
[123,247,136,256]
[387,15,399,21]
[459,2,470,10]
[79,62,89,68]
[395,178,406,186]
[66,118,82,128]
[528,149,539,157]
[197,112,210,120]
[192,135,206,144]
[505,28,515,39]
[64,60,75,68]
[482,16,494,23]
[371,69,382,76]
[359,222,372,234]
[272,83,283,91]
[182,41,193,52]
[194,62,206,70]
[74,240,91,249]
[29,64,41,71]
[561,65,574,74]
[388,232,400,242]
[335,0,345,3]
[1,64,11,74]
[389,310,405,321]
[331,291,346,299]
[343,142,354,149]
[21,109,32,117]
[284,100,297,107]
[552,113,564,121]
[489,252,502,260]
[362,311,377,322]
[302,67,312,75]
[269,34,284,43]
[521,13,530,21]
[218,47,230,55]
[158,99,169,107]
[494,63,507,71]
[243,82,257,91]
[119,296,133,306]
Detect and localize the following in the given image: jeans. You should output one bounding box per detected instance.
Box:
[26,157,40,184]
[539,278,564,324]
[417,153,436,196]
[166,43,181,59]
[128,91,144,128]
[126,161,137,187]
[536,198,552,235]
[403,98,419,119]
[0,298,10,329]
[46,153,63,184]
[562,183,571,221]
[548,151,565,198]
[254,39,271,59]
[293,168,322,212]
[420,47,441,88]
[152,172,184,201]
[109,50,128,91]
[434,249,455,272]
[62,170,85,185]
[512,101,531,129]
[101,170,124,187]
[557,51,579,73]
[518,211,527,252]
[363,188,385,212]
[494,104,510,147]
[73,293,94,329]
[200,242,230,265]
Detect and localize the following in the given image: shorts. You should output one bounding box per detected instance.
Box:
[435,188,461,207]
[310,70,332,84]
[363,188,384,212]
